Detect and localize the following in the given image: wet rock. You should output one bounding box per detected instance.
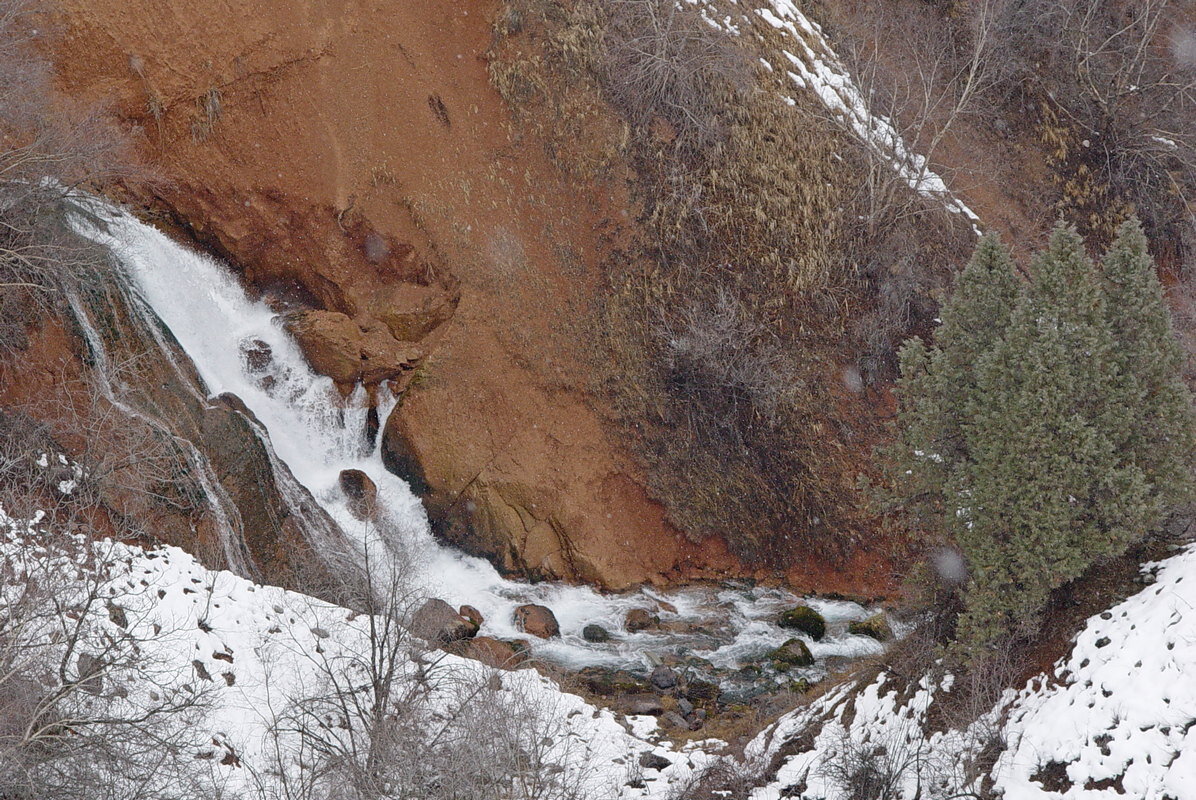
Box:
[717,685,766,706]
[577,667,648,697]
[656,599,678,614]
[848,613,892,642]
[459,605,484,631]
[338,469,377,520]
[649,665,678,691]
[283,309,422,386]
[770,638,814,668]
[444,635,527,669]
[240,338,273,371]
[514,604,560,639]
[639,752,672,771]
[624,694,665,715]
[412,598,475,643]
[625,608,657,632]
[582,624,611,643]
[778,605,826,641]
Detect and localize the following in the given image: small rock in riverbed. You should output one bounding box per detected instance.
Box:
[624,694,664,715]
[769,638,814,668]
[411,599,475,643]
[649,665,678,691]
[582,624,611,643]
[659,711,690,730]
[848,612,892,642]
[625,608,657,632]
[459,605,483,629]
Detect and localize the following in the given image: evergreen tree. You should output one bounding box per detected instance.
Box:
[1099,219,1196,507]
[954,230,1154,644]
[886,235,1019,534]
[888,222,1194,651]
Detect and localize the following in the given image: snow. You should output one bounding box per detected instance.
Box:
[0,506,723,799]
[996,544,1196,799]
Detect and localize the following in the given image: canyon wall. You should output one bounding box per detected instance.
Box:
[49,0,895,594]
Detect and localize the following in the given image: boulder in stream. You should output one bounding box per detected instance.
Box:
[582,624,611,643]
[778,605,826,640]
[338,469,377,520]
[625,608,657,632]
[770,637,814,668]
[848,612,892,642]
[514,604,560,638]
[412,598,476,643]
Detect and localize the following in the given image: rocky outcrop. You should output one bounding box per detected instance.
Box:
[283,311,423,390]
[0,282,332,594]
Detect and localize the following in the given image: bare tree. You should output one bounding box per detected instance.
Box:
[597,0,751,156]
[990,0,1196,254]
[0,497,215,799]
[252,526,595,800]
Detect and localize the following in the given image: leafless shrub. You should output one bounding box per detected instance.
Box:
[664,756,769,800]
[987,0,1196,256]
[823,1,1001,379]
[817,716,995,800]
[597,0,750,156]
[658,286,798,430]
[0,501,215,799]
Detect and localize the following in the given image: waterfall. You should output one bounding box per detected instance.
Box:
[68,199,887,680]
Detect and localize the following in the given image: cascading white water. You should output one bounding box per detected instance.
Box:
[70,202,887,680]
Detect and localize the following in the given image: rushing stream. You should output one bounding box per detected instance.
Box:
[69,201,888,693]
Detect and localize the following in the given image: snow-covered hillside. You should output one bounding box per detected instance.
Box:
[733,539,1196,800]
[0,507,725,799]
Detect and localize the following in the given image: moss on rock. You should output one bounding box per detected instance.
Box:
[848,613,892,642]
[769,638,814,668]
[778,605,826,640]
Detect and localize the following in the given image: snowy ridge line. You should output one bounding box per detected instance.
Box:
[0,506,727,799]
